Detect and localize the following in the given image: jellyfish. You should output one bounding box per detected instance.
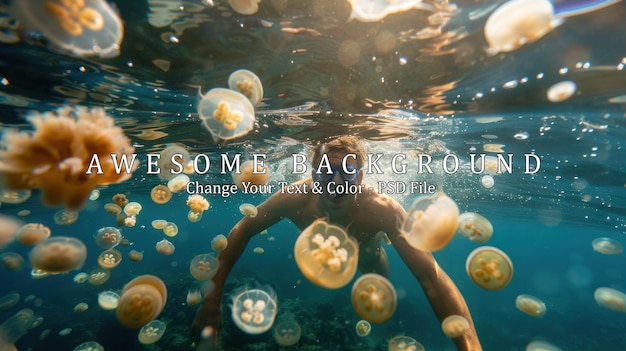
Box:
[0,308,35,351]
[294,219,359,289]
[594,287,626,313]
[189,253,218,280]
[515,294,547,317]
[0,293,20,311]
[0,107,136,211]
[128,250,144,262]
[232,160,270,189]
[151,185,172,204]
[239,203,258,218]
[97,291,120,310]
[155,239,175,255]
[388,335,425,351]
[441,315,470,338]
[158,144,190,181]
[117,275,167,328]
[30,269,50,279]
[1,252,25,271]
[400,193,459,252]
[186,289,202,306]
[167,174,190,192]
[346,0,425,22]
[151,219,168,230]
[273,319,301,346]
[211,234,228,252]
[73,272,89,284]
[54,209,79,225]
[228,0,261,15]
[138,320,166,344]
[592,237,623,255]
[104,203,122,215]
[73,302,88,313]
[94,227,122,249]
[457,212,493,243]
[123,202,142,216]
[88,267,110,286]
[187,194,209,213]
[9,0,124,57]
[526,340,562,351]
[351,273,397,323]
[112,193,129,207]
[465,246,513,290]
[480,175,495,189]
[355,320,371,337]
[228,69,263,106]
[163,222,178,237]
[547,81,577,102]
[97,249,122,269]
[0,188,31,204]
[73,341,104,351]
[484,0,563,54]
[230,287,278,334]
[29,236,87,273]
[0,215,20,249]
[198,88,255,141]
[188,210,202,223]
[15,223,51,246]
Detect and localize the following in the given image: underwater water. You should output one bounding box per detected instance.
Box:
[0,0,626,350]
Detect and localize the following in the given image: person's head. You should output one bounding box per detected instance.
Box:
[309,136,366,206]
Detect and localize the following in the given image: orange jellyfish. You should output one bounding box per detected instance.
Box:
[157,144,190,180]
[465,246,513,290]
[232,160,270,189]
[187,194,209,214]
[97,249,122,269]
[484,0,563,54]
[128,250,144,262]
[388,335,425,351]
[294,219,359,289]
[54,209,78,225]
[351,273,397,323]
[15,223,51,246]
[116,275,167,328]
[88,267,110,285]
[150,185,172,204]
[592,237,623,255]
[515,294,547,317]
[9,0,124,57]
[231,287,278,334]
[186,289,202,306]
[594,287,626,313]
[97,291,120,310]
[29,236,87,273]
[94,227,122,249]
[273,319,301,346]
[123,202,142,216]
[441,314,470,338]
[355,320,371,337]
[189,253,218,280]
[457,212,493,243]
[228,69,263,106]
[1,252,25,271]
[400,193,459,251]
[211,234,228,252]
[198,88,255,141]
[155,239,175,255]
[138,320,166,344]
[163,222,178,237]
[239,203,258,218]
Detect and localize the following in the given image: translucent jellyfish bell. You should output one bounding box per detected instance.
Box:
[388,335,425,351]
[594,287,626,313]
[230,287,278,334]
[228,69,263,106]
[592,237,623,255]
[294,219,359,289]
[457,212,493,243]
[346,0,424,22]
[351,273,397,323]
[484,0,563,54]
[466,246,513,290]
[515,294,547,317]
[401,193,459,251]
[198,88,255,141]
[11,0,124,58]
[273,319,301,346]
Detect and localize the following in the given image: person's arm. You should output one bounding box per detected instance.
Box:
[375,195,482,351]
[191,190,299,349]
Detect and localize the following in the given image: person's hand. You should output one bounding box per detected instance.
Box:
[191,294,223,351]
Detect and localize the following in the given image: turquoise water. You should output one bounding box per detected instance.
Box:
[1,0,626,350]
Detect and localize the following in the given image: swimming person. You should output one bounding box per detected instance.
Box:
[191,136,482,350]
